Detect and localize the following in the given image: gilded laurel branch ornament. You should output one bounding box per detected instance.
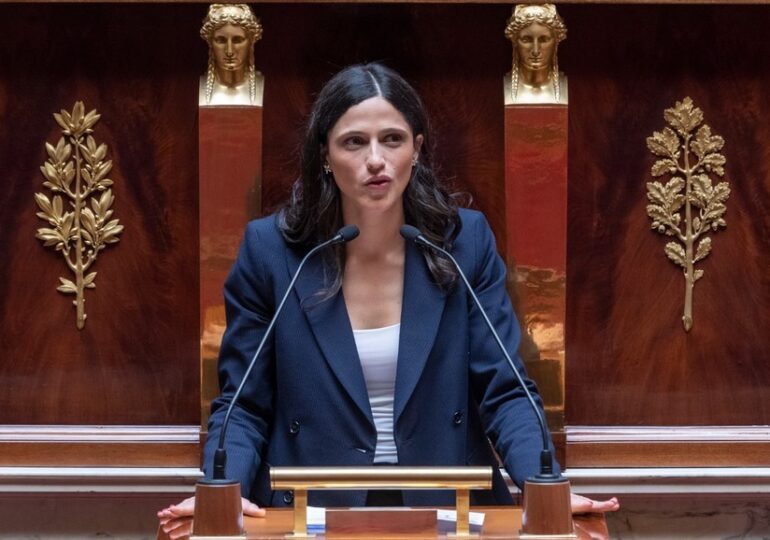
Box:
[646,97,730,332]
[35,102,123,330]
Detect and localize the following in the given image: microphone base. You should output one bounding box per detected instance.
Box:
[520,476,576,538]
[191,479,245,538]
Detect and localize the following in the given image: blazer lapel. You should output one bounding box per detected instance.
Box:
[394,241,447,423]
[286,248,373,425]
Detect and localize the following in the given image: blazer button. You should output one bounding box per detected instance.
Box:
[283,490,294,504]
[289,420,300,435]
[453,411,463,425]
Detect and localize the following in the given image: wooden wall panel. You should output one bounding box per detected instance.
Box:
[3,2,768,470]
[0,2,519,433]
[564,5,770,426]
[0,4,202,425]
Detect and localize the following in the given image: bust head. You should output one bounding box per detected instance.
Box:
[200,4,263,104]
[504,4,567,103]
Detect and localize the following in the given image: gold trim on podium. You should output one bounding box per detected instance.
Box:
[270,466,493,539]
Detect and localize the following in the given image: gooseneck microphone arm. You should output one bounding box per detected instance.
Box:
[399,224,559,480]
[212,225,360,480]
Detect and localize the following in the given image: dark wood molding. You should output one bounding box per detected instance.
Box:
[0,425,200,467]
[566,426,770,467]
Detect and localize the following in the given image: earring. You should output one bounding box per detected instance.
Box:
[323,163,331,174]
[411,157,418,167]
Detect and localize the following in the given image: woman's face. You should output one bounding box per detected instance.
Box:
[325,96,423,222]
[211,23,250,75]
[516,22,555,72]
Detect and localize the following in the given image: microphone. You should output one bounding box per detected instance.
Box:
[401,224,574,536]
[212,224,359,480]
[399,224,559,481]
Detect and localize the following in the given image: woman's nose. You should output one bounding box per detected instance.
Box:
[366,144,385,169]
[225,40,234,56]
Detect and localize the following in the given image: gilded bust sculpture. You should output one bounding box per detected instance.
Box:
[199,4,264,107]
[504,4,567,105]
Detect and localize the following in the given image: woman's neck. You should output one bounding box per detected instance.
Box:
[343,208,405,260]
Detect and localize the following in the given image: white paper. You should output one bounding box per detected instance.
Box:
[306,505,485,532]
[437,509,486,526]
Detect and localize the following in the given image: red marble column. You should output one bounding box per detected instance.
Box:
[199,107,263,426]
[503,105,568,433]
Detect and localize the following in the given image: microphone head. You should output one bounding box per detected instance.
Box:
[399,224,422,241]
[337,225,360,242]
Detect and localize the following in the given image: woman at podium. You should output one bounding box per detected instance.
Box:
[159,63,617,531]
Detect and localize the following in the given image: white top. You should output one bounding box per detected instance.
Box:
[352,323,400,464]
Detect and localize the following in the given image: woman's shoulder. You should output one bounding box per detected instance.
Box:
[457,207,486,226]
[455,207,493,240]
[243,213,285,244]
[237,213,293,269]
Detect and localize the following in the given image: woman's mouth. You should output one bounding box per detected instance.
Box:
[365,175,392,187]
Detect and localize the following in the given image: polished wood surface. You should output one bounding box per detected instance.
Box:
[0,441,198,467]
[565,5,770,429]
[504,107,569,274]
[521,480,574,536]
[192,481,244,536]
[504,105,568,434]
[326,508,437,537]
[199,107,263,322]
[3,2,769,472]
[0,4,202,426]
[158,507,608,540]
[566,426,770,466]
[0,424,200,467]
[199,107,263,428]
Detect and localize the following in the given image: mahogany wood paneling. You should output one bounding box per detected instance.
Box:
[564,5,770,427]
[199,107,263,320]
[504,106,569,431]
[0,442,198,467]
[325,509,437,537]
[0,425,200,467]
[5,2,767,470]
[566,426,770,466]
[199,107,263,428]
[0,4,202,425]
[505,107,569,274]
[156,507,609,540]
[568,442,770,467]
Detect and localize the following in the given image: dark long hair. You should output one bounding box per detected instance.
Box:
[279,62,461,294]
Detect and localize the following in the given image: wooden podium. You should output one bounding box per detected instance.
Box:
[157,507,608,539]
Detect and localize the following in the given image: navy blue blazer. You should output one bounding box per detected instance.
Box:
[203,208,558,507]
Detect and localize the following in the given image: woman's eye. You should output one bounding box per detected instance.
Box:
[383,133,404,145]
[344,136,365,147]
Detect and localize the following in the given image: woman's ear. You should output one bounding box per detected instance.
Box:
[413,134,424,157]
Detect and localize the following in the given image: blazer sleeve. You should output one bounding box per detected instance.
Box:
[465,213,561,488]
[203,221,276,498]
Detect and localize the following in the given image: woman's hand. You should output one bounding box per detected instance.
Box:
[157,495,266,519]
[570,493,619,514]
[157,496,266,539]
